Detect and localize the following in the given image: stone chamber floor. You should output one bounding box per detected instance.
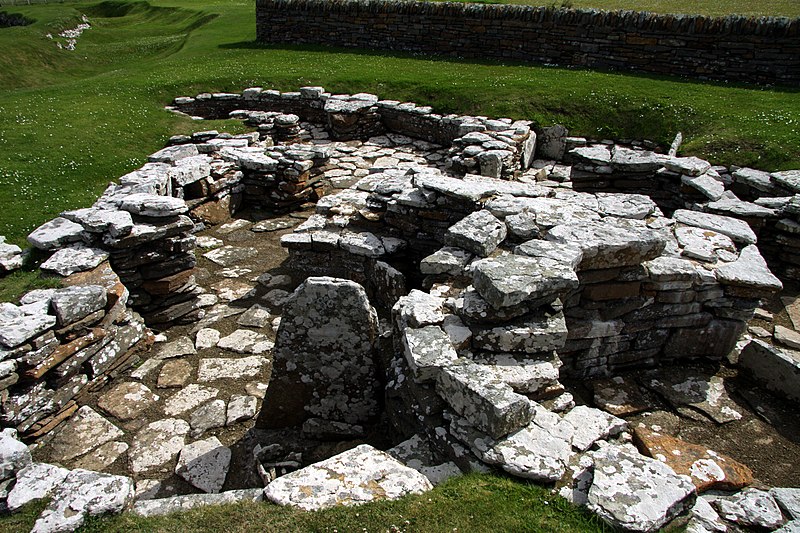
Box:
[27,127,800,506]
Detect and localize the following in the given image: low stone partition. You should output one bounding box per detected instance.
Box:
[0,262,147,440]
[281,166,782,378]
[170,89,539,179]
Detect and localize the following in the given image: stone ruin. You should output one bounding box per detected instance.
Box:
[0,86,799,531]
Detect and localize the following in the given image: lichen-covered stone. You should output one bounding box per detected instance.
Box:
[472,254,578,309]
[132,489,263,517]
[175,436,231,493]
[587,446,696,532]
[50,285,107,326]
[0,428,31,482]
[673,209,757,245]
[27,217,85,251]
[401,326,458,383]
[444,210,507,257]
[6,462,70,511]
[261,277,379,427]
[633,427,753,493]
[31,469,134,533]
[436,359,532,439]
[264,444,433,511]
[471,312,568,354]
[128,418,190,474]
[547,219,666,270]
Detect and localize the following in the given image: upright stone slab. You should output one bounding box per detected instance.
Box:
[259,277,379,428]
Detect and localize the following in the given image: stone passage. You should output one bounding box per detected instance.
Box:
[259,276,380,429]
[256,0,800,86]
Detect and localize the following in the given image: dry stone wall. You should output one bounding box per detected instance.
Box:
[255,0,800,86]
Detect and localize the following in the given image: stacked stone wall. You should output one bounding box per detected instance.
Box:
[255,0,800,86]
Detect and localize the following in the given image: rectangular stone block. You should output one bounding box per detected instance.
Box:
[471,312,567,353]
[402,326,458,383]
[436,360,532,439]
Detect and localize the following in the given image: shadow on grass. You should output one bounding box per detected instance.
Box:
[219,40,800,94]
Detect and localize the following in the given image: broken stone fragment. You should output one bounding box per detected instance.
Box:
[72,441,129,471]
[190,399,227,435]
[562,405,626,451]
[132,489,264,517]
[156,336,196,359]
[0,428,31,482]
[47,406,124,462]
[645,370,742,424]
[444,210,507,257]
[587,446,696,532]
[49,285,107,327]
[31,469,134,533]
[226,394,258,425]
[198,356,267,382]
[40,245,109,277]
[203,245,258,267]
[664,156,711,177]
[6,462,70,511]
[119,193,188,217]
[401,325,458,383]
[672,209,757,245]
[633,427,752,493]
[157,359,193,388]
[148,143,199,163]
[514,239,583,270]
[472,254,578,309]
[547,218,666,270]
[27,217,85,251]
[128,418,190,474]
[164,384,219,417]
[217,329,273,355]
[711,488,786,530]
[436,359,532,439]
[386,434,462,486]
[394,290,446,328]
[715,244,783,293]
[471,311,568,354]
[738,340,800,403]
[175,436,231,494]
[420,247,472,276]
[97,381,159,420]
[771,487,800,520]
[470,352,560,395]
[264,444,433,511]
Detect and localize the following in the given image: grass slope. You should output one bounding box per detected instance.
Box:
[0,474,613,532]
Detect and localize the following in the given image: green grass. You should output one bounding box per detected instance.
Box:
[0,474,612,533]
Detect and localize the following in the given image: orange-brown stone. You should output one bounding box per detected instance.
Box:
[63,261,127,308]
[633,427,753,493]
